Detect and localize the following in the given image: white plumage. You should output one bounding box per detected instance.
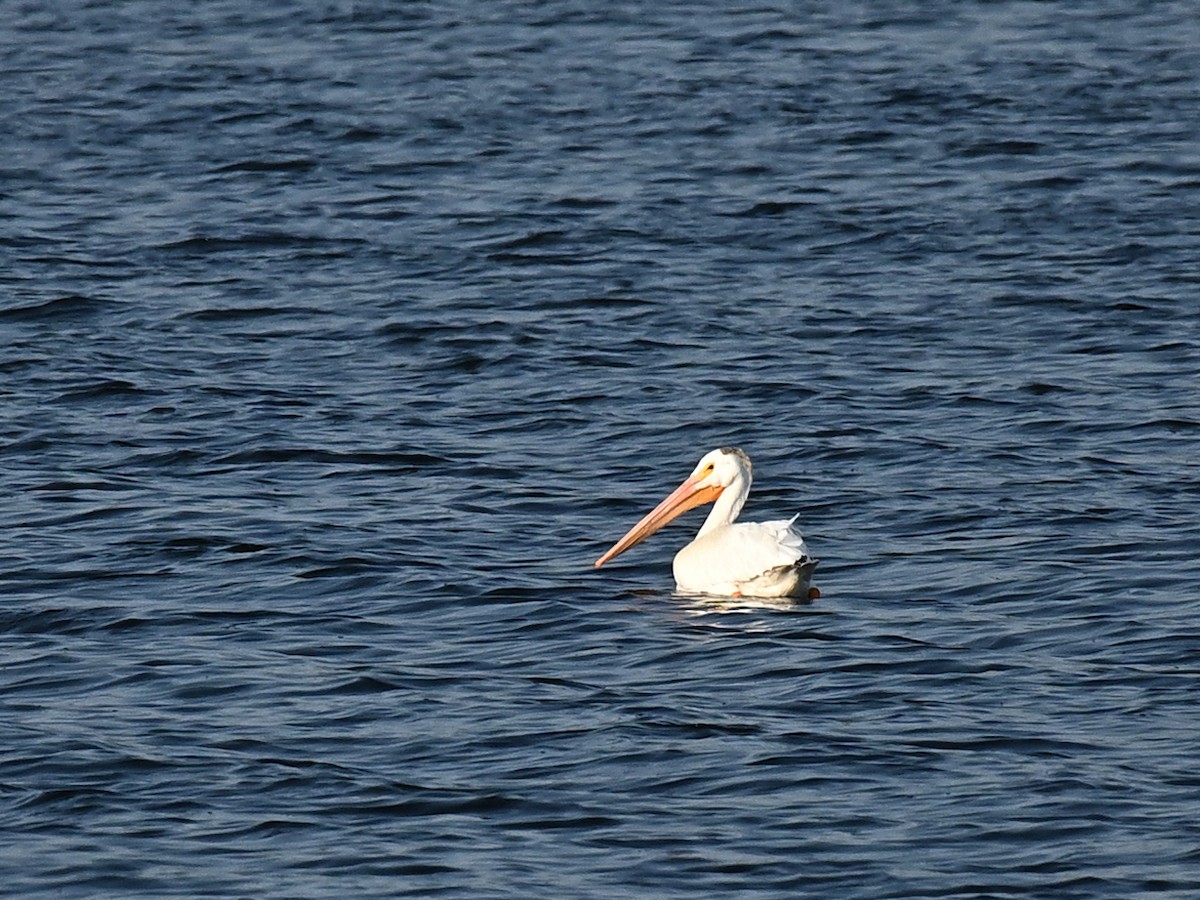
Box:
[594,448,818,599]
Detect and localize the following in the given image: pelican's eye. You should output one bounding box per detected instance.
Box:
[702,463,715,475]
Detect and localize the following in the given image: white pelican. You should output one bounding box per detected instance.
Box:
[594,447,819,599]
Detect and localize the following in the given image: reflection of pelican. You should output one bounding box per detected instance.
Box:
[594,447,818,598]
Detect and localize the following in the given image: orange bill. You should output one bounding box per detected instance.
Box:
[594,477,724,567]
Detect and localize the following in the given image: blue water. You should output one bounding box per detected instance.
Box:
[3,1,1200,896]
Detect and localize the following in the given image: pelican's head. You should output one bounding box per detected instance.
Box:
[594,446,753,568]
[689,446,752,491]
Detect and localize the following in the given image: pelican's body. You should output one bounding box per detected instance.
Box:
[594,447,818,599]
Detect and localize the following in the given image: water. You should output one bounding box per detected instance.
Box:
[3,1,1200,896]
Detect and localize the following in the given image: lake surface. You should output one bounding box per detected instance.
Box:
[3,1,1200,896]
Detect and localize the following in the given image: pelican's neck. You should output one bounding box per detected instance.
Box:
[697,469,750,538]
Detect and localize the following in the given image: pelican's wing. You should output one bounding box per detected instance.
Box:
[756,514,811,563]
[674,515,814,595]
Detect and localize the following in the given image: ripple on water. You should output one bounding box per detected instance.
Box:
[2,0,1200,897]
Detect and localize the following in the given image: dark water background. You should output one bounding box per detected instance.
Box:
[3,1,1200,896]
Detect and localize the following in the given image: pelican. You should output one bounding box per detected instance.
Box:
[594,447,818,599]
